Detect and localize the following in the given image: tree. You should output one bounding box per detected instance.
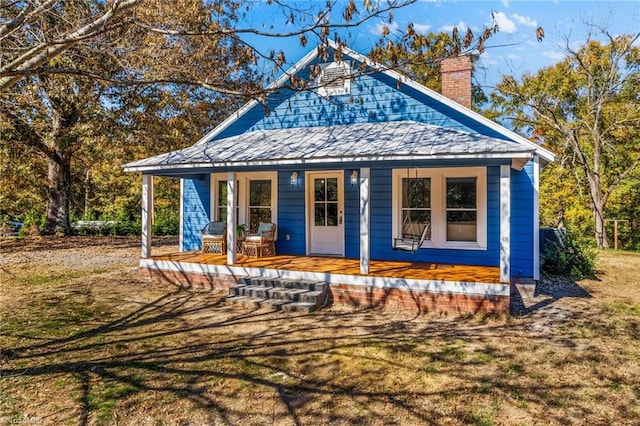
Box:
[0,0,418,93]
[368,29,491,108]
[1,0,512,234]
[1,0,421,234]
[488,29,640,249]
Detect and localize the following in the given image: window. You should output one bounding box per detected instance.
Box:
[210,172,277,235]
[392,168,486,250]
[317,62,350,96]
[401,177,431,240]
[216,180,239,222]
[446,177,477,242]
[314,177,339,226]
[249,179,272,231]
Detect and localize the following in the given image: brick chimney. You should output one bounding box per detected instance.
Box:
[441,55,473,109]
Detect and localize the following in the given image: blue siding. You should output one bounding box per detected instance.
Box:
[510,162,535,278]
[182,176,211,251]
[175,48,538,278]
[365,167,501,267]
[215,54,508,141]
[276,171,306,255]
[344,170,361,259]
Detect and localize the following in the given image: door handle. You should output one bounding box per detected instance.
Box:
[339,210,343,225]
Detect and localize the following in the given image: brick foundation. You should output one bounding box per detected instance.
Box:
[142,268,509,314]
[331,284,508,314]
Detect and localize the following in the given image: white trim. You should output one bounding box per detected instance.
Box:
[141,175,153,258]
[140,258,510,297]
[124,152,533,173]
[392,167,487,250]
[179,178,184,252]
[533,155,540,281]
[321,41,555,163]
[500,165,511,283]
[191,48,320,147]
[226,172,237,264]
[317,61,351,97]
[359,167,370,274]
[305,170,345,256]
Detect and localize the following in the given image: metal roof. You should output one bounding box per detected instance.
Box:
[123,120,535,173]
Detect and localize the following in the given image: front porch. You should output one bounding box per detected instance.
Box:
[141,252,510,313]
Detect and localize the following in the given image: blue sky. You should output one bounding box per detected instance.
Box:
[241,1,639,91]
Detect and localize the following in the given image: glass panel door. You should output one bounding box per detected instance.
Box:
[308,173,343,256]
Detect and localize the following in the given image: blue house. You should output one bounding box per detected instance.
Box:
[124,40,554,313]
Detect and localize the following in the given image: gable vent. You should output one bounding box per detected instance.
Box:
[317,62,350,96]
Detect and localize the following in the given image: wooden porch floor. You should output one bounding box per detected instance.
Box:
[150,251,503,284]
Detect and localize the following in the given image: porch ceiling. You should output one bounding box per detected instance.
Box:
[123,121,534,173]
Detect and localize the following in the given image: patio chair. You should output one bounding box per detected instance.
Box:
[201,221,226,254]
[243,222,277,258]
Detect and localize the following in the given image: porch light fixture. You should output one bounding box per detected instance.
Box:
[290,171,299,186]
[350,170,358,185]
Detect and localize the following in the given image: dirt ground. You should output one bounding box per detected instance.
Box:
[1,237,639,425]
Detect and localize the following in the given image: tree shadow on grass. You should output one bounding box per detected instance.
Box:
[1,278,630,426]
[510,275,592,316]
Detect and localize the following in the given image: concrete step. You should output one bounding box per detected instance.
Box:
[225,276,331,312]
[224,295,317,313]
[237,277,328,292]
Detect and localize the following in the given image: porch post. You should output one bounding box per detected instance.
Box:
[226,172,237,264]
[532,155,540,281]
[500,165,511,283]
[359,167,370,274]
[141,174,154,259]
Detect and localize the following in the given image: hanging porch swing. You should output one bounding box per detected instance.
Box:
[393,167,430,253]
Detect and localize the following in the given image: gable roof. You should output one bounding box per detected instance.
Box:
[190,40,554,161]
[124,120,535,173]
[124,40,554,174]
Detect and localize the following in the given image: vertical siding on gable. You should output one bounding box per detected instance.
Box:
[367,167,501,267]
[181,176,211,251]
[510,161,535,278]
[276,171,306,255]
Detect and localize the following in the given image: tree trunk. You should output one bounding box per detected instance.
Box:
[593,202,609,249]
[44,157,71,235]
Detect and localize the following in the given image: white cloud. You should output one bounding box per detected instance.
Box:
[502,0,510,7]
[369,21,400,36]
[512,13,537,28]
[491,11,517,34]
[439,21,470,33]
[413,22,432,34]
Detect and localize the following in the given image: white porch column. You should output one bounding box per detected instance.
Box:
[533,155,540,281]
[500,165,511,283]
[226,172,237,264]
[141,174,154,259]
[179,179,184,252]
[359,167,370,274]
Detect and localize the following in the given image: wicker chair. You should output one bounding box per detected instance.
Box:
[201,221,226,254]
[243,222,277,258]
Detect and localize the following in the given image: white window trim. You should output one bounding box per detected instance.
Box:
[210,171,278,236]
[392,167,487,250]
[317,62,351,97]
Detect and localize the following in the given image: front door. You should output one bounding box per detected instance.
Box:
[307,172,344,256]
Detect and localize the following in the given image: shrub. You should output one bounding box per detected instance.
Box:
[18,210,44,236]
[153,210,179,236]
[541,227,597,278]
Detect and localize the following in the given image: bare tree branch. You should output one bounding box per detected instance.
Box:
[0,0,141,91]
